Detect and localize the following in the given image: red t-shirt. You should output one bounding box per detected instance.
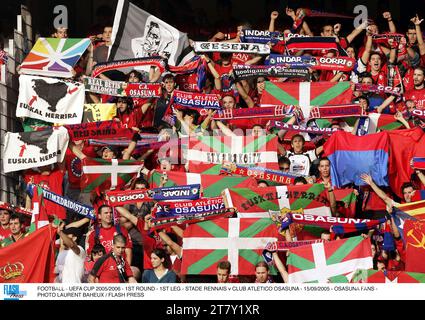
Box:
[0,226,12,241]
[86,225,133,256]
[404,87,425,110]
[175,73,201,92]
[90,253,133,283]
[136,219,156,270]
[24,169,66,219]
[214,64,234,93]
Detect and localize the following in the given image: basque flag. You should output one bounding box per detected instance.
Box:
[323,131,389,188]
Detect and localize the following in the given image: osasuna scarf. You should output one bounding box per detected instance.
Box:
[267,120,340,135]
[155,197,225,217]
[65,120,133,142]
[92,57,166,78]
[265,240,324,251]
[168,56,208,93]
[0,201,32,217]
[193,42,270,55]
[233,64,310,80]
[150,208,234,231]
[172,90,222,110]
[240,29,283,44]
[106,184,201,206]
[307,104,366,120]
[83,77,126,96]
[220,163,303,185]
[87,139,167,150]
[41,189,96,220]
[124,83,162,98]
[285,36,339,53]
[289,212,386,235]
[213,106,295,120]
[355,83,401,96]
[266,54,355,72]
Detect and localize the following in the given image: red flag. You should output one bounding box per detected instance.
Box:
[0,225,56,283]
[404,220,425,273]
[388,128,425,198]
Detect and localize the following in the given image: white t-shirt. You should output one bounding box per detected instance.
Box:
[287,150,317,176]
[55,246,86,283]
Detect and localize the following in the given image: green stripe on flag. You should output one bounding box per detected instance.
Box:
[150,172,175,187]
[197,221,228,237]
[289,184,325,210]
[239,250,277,275]
[266,81,299,105]
[197,136,231,154]
[378,121,403,131]
[310,82,350,106]
[326,236,364,265]
[202,164,222,175]
[340,192,356,205]
[239,218,273,238]
[118,173,132,184]
[187,250,227,274]
[287,252,316,270]
[83,174,110,192]
[231,188,280,211]
[315,118,332,128]
[405,272,425,283]
[204,177,249,198]
[328,275,350,283]
[242,134,275,153]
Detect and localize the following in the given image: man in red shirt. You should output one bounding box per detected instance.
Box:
[88,234,137,283]
[0,208,12,241]
[86,205,133,266]
[404,67,425,110]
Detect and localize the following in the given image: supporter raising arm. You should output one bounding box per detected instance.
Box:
[383,12,397,33]
[411,15,425,56]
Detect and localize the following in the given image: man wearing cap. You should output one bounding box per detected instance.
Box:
[54,222,86,283]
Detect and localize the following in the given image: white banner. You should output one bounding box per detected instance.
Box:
[17,75,85,124]
[193,42,270,55]
[3,127,69,173]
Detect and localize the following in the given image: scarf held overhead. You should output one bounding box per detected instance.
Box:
[92,57,167,78]
[193,42,271,55]
[233,64,310,80]
[65,120,133,141]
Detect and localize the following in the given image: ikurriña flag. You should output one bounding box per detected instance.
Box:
[323,131,389,188]
[181,218,279,275]
[187,135,279,175]
[223,184,331,217]
[261,81,352,108]
[0,225,56,283]
[287,236,373,283]
[81,158,144,192]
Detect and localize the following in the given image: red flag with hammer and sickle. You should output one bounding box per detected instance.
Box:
[404,220,425,273]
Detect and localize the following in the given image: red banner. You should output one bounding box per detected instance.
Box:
[0,226,56,283]
[404,220,425,273]
[124,83,162,98]
[65,121,133,142]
